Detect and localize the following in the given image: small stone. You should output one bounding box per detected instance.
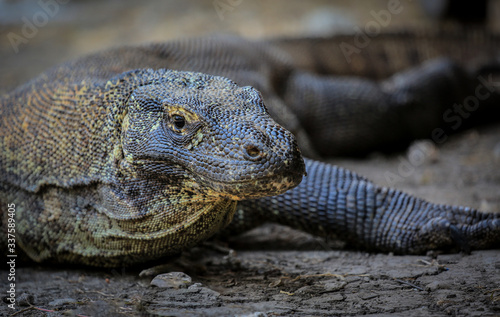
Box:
[48,298,78,306]
[407,140,439,165]
[479,200,493,212]
[425,281,450,291]
[150,272,192,289]
[322,279,347,292]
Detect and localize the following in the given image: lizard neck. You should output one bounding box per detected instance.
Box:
[13,178,237,267]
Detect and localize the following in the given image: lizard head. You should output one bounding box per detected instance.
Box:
[119,69,305,200]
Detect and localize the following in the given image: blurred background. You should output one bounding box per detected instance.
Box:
[1,0,499,210]
[1,0,499,94]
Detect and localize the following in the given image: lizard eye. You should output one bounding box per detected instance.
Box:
[172,114,186,131]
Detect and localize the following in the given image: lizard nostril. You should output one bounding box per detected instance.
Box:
[245,145,263,160]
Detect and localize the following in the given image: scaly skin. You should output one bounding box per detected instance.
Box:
[0,69,304,266]
[234,160,499,254]
[1,32,499,267]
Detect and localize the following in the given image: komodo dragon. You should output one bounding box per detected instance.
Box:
[1,30,500,267]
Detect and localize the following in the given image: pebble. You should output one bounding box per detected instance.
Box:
[407,139,439,165]
[150,272,193,289]
[425,281,451,292]
[479,200,493,212]
[322,279,347,292]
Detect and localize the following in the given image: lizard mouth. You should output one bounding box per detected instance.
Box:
[196,169,304,200]
[132,155,305,200]
[188,154,306,200]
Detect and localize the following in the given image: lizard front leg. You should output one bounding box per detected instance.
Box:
[236,158,500,254]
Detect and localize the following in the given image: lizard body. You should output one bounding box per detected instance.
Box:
[1,31,499,266]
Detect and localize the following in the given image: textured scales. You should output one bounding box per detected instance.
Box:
[1,68,304,266]
[1,30,500,267]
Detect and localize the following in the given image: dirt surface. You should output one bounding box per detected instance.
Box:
[3,247,500,316]
[1,1,500,316]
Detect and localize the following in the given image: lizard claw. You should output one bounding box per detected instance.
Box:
[411,215,500,254]
[462,218,500,250]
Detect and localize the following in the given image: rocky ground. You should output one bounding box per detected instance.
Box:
[1,1,500,316]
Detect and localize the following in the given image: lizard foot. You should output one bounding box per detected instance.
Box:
[409,216,500,254]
